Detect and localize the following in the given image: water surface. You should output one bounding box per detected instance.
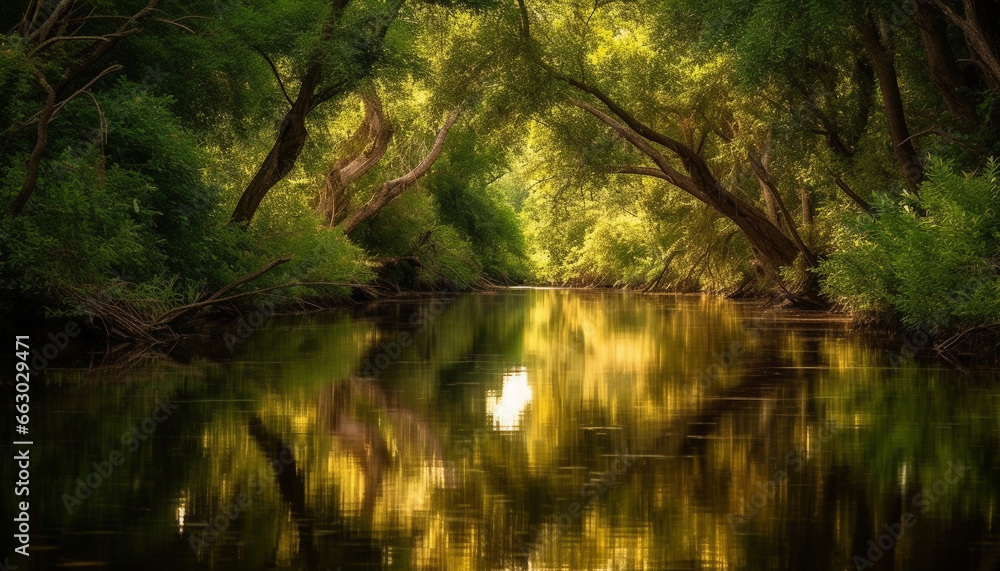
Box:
[9,289,1000,570]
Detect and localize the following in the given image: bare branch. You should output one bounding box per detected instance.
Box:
[251,46,293,106]
[153,17,196,34]
[50,65,123,120]
[28,35,112,57]
[28,0,75,42]
[338,110,460,234]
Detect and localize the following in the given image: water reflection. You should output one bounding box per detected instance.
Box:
[486,368,532,431]
[15,290,1000,570]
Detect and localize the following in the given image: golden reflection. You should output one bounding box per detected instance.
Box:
[487,367,534,431]
[176,494,187,535]
[43,289,1000,570]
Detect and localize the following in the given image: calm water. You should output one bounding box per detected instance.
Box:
[6,289,1000,570]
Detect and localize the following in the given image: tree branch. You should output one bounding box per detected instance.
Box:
[155,257,291,324]
[252,46,293,106]
[338,110,460,234]
[834,175,874,213]
[571,98,705,200]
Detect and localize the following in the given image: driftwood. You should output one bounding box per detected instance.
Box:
[154,257,292,325]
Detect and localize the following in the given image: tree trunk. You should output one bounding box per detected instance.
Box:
[932,0,1000,90]
[748,152,816,267]
[914,2,979,129]
[856,14,925,195]
[317,93,393,226]
[229,0,367,225]
[755,151,782,225]
[338,110,460,234]
[230,70,318,225]
[799,186,813,233]
[576,99,801,270]
[519,0,800,273]
[9,77,56,216]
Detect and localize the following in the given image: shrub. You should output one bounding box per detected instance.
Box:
[818,158,1000,328]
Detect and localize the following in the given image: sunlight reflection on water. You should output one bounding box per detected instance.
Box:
[486,367,533,431]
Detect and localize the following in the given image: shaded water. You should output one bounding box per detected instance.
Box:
[7,289,1000,570]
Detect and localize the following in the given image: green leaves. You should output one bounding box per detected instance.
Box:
[818,159,1000,327]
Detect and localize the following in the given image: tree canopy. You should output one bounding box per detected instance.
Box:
[2,0,999,335]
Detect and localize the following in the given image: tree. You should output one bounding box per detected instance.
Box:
[316,92,394,226]
[516,0,809,276]
[852,6,925,194]
[229,0,401,224]
[228,0,496,225]
[6,0,171,215]
[338,109,460,233]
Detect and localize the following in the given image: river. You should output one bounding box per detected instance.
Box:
[12,289,1000,570]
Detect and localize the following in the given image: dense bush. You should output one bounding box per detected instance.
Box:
[0,80,372,319]
[818,159,1000,327]
[424,126,530,283]
[0,82,234,313]
[350,189,481,288]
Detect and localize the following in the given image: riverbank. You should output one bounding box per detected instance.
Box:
[5,285,996,373]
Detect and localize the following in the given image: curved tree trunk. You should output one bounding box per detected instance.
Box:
[338,110,460,234]
[230,68,319,225]
[517,0,803,275]
[316,93,394,226]
[573,98,801,271]
[856,14,925,195]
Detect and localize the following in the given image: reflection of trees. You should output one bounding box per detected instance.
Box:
[39,290,1000,570]
[247,415,320,568]
[318,380,391,520]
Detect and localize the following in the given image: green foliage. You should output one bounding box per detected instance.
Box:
[1,161,166,299]
[4,0,1000,336]
[424,126,529,282]
[818,159,1000,327]
[351,189,481,288]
